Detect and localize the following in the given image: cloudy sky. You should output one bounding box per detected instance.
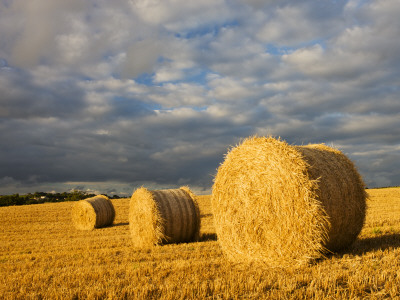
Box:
[1,0,399,196]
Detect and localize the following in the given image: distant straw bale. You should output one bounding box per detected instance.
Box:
[71,195,115,230]
[212,136,367,268]
[129,187,200,247]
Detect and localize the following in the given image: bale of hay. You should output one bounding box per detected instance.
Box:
[212,136,367,268]
[71,195,116,230]
[129,186,200,247]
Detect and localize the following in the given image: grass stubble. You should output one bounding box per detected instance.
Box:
[1,188,400,299]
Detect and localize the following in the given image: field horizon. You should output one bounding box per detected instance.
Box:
[1,187,400,299]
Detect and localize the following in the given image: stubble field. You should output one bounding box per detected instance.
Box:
[1,187,400,299]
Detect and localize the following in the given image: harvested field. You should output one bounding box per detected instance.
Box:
[1,188,400,299]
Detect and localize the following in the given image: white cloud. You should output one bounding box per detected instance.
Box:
[149,83,208,108]
[4,0,87,68]
[208,76,261,101]
[256,6,320,45]
[121,39,164,78]
[153,67,184,83]
[56,22,90,64]
[282,0,400,83]
[132,0,231,32]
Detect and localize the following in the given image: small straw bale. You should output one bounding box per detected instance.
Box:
[129,186,201,247]
[71,195,116,230]
[212,136,367,268]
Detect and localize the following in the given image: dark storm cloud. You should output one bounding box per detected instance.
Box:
[0,68,86,119]
[1,0,400,195]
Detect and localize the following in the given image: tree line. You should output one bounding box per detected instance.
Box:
[0,190,121,207]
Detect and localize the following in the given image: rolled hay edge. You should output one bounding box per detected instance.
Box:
[71,195,116,230]
[129,186,201,248]
[212,136,367,268]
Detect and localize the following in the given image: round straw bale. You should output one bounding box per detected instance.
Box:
[212,136,367,267]
[129,186,201,247]
[71,195,116,230]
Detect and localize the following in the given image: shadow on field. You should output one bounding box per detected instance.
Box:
[200,213,213,218]
[113,222,129,227]
[346,233,400,256]
[198,233,218,242]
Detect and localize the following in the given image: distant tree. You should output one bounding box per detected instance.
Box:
[65,190,91,202]
[0,190,120,207]
[0,194,25,206]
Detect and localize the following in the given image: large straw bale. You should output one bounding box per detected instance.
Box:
[129,187,200,247]
[212,136,367,268]
[71,195,115,230]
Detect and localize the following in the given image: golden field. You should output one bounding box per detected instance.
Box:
[1,188,400,299]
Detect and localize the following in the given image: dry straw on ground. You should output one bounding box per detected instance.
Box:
[129,187,200,247]
[71,195,116,230]
[212,136,367,268]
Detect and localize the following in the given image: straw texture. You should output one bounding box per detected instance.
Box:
[129,187,201,247]
[71,195,116,230]
[212,136,367,268]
